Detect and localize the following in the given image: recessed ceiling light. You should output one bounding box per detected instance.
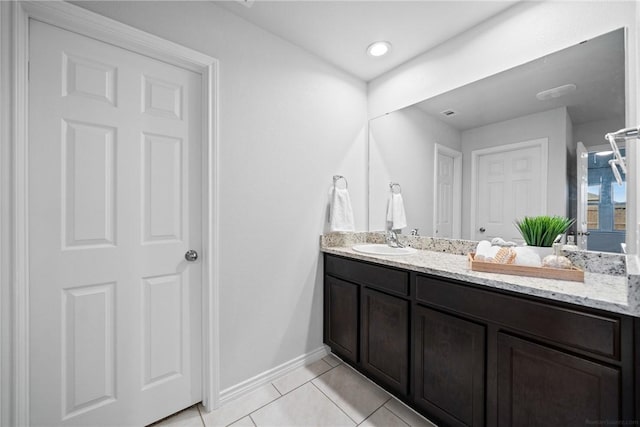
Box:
[536,84,577,101]
[367,41,391,57]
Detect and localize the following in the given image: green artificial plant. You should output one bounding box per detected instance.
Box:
[514,215,575,247]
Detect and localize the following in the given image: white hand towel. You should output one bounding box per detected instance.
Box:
[386,193,407,230]
[329,187,355,232]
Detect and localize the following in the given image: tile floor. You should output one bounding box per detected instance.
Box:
[153,354,437,427]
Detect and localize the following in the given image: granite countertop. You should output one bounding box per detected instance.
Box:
[321,245,638,317]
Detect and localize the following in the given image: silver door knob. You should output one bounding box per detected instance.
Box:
[185,250,198,262]
[479,227,486,233]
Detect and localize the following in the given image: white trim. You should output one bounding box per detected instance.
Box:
[3,1,220,423]
[219,346,331,406]
[470,138,549,241]
[433,144,462,239]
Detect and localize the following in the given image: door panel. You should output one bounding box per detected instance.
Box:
[434,145,461,238]
[414,305,486,427]
[29,20,202,426]
[497,333,619,427]
[474,140,546,241]
[361,288,409,396]
[324,276,359,363]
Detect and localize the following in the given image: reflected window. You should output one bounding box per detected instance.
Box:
[613,181,626,231]
[587,184,600,230]
[585,149,626,253]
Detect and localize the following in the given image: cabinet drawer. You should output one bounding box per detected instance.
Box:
[415,275,620,359]
[325,255,409,296]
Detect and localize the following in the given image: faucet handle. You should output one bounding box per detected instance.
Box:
[411,228,419,236]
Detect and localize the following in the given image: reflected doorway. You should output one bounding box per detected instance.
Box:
[583,147,626,253]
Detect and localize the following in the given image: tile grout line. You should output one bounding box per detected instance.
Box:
[217,385,283,427]
[355,397,396,427]
[248,413,258,427]
[244,364,343,425]
[271,362,339,399]
[204,357,344,427]
[309,381,359,425]
[384,398,435,427]
[197,404,206,427]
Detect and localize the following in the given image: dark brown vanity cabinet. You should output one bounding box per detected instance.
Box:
[414,306,485,427]
[324,254,410,396]
[323,253,638,426]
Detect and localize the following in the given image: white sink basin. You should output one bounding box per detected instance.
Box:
[352,243,417,256]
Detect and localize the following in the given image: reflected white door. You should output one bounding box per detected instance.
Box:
[29,21,202,426]
[473,139,547,242]
[576,141,589,249]
[434,145,462,238]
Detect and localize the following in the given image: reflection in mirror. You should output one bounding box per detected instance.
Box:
[368,28,625,253]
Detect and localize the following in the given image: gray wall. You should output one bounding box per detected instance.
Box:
[461,108,569,240]
[368,106,461,234]
[74,1,368,392]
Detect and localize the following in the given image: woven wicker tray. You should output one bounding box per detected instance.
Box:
[468,253,584,282]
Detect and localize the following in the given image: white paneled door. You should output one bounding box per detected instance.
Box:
[29,20,202,426]
[434,145,461,238]
[473,139,547,242]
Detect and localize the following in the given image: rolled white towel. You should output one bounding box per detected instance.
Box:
[513,246,542,267]
[474,240,492,261]
[491,237,517,247]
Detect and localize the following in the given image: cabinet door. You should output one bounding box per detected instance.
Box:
[361,288,409,396]
[414,305,485,427]
[324,275,359,363]
[497,333,620,427]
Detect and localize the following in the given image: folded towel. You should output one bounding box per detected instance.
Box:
[386,192,407,230]
[329,187,355,232]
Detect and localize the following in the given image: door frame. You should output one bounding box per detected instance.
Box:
[470,138,548,241]
[1,1,220,425]
[433,144,462,239]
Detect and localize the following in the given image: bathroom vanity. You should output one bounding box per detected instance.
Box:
[322,241,638,426]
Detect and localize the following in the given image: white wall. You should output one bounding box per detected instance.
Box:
[461,108,569,239]
[73,1,368,391]
[368,106,461,234]
[574,117,626,148]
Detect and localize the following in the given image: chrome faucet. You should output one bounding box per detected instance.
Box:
[386,229,405,248]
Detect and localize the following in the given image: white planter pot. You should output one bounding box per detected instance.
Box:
[525,245,554,259]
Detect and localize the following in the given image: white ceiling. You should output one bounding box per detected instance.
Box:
[214,0,520,82]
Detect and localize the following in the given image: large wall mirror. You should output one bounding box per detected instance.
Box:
[368,28,626,253]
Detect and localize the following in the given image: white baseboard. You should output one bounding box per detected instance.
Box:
[217,345,331,407]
